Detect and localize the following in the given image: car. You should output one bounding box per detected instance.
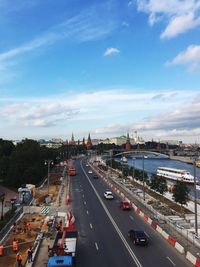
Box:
[128,229,149,246]
[93,175,99,179]
[88,170,93,174]
[119,201,131,210]
[86,164,89,167]
[104,191,114,199]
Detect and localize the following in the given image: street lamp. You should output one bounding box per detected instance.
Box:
[45,160,54,196]
[22,191,26,204]
[193,158,198,237]
[0,193,5,220]
[142,155,145,202]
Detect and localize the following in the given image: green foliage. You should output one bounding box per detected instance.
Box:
[173,182,189,206]
[0,139,58,188]
[149,175,167,195]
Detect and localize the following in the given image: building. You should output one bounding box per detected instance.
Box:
[125,133,131,151]
[86,133,93,149]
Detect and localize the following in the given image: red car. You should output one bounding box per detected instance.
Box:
[120,201,132,210]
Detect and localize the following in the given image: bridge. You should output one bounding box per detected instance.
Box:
[113,150,169,159]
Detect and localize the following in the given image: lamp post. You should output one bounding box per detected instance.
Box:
[22,191,26,204]
[142,155,145,202]
[193,158,198,237]
[45,160,54,196]
[0,193,5,220]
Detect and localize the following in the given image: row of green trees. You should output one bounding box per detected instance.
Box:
[106,158,190,207]
[0,139,58,189]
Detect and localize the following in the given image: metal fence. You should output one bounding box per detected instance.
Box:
[0,206,24,244]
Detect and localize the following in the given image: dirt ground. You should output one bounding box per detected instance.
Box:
[0,172,62,267]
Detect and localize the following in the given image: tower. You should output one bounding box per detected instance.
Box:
[125,133,131,151]
[86,133,92,149]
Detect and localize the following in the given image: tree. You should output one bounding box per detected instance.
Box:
[149,176,167,195]
[173,182,189,208]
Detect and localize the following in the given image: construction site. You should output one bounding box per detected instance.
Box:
[0,170,64,267]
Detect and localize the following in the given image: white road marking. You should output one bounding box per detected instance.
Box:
[90,223,93,229]
[166,256,176,266]
[81,162,143,267]
[95,242,99,250]
[129,215,134,221]
[144,231,149,238]
[82,194,84,198]
[84,201,86,205]
[86,210,89,214]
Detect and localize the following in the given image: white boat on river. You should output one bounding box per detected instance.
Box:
[156,167,196,184]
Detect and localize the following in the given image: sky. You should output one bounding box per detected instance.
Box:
[0,0,200,143]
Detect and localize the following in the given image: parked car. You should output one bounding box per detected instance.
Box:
[119,201,131,210]
[93,175,99,179]
[128,229,149,246]
[88,170,93,174]
[104,191,114,199]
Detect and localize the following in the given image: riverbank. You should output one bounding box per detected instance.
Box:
[170,155,194,164]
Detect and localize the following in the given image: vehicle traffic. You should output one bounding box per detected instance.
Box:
[128,229,149,246]
[93,174,99,179]
[104,191,114,199]
[48,224,78,267]
[88,170,93,174]
[119,201,131,210]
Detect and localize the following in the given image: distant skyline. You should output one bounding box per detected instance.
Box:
[0,0,200,143]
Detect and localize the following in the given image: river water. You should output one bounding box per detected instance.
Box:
[123,157,200,198]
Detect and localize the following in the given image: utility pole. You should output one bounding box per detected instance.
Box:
[193,158,198,237]
[0,193,5,220]
[45,160,54,196]
[142,155,145,202]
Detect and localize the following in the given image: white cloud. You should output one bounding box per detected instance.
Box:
[167,44,200,71]
[161,13,200,39]
[0,89,198,143]
[136,0,200,39]
[103,47,120,56]
[0,5,117,63]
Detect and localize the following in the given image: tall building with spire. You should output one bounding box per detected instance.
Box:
[69,133,76,145]
[125,133,131,151]
[82,137,86,147]
[86,133,92,149]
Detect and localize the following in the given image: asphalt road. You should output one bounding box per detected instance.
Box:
[72,158,192,267]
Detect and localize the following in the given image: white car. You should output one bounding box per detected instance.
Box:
[88,170,93,174]
[104,191,114,199]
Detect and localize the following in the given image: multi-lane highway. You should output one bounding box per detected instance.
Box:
[72,158,192,267]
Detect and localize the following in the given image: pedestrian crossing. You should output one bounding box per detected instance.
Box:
[40,207,50,214]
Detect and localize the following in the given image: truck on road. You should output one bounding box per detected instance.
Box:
[48,225,77,267]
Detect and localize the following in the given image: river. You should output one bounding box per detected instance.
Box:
[119,157,200,198]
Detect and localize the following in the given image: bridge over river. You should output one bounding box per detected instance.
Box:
[114,150,169,159]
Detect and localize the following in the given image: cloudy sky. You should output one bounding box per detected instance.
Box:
[0,0,200,143]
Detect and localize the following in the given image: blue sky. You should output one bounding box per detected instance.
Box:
[0,0,200,143]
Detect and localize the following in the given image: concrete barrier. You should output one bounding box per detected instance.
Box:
[186,251,197,265]
[175,242,185,254]
[161,230,169,239]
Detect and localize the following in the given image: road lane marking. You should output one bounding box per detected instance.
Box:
[95,242,99,250]
[86,210,89,214]
[84,201,86,205]
[166,256,176,266]
[90,223,93,229]
[144,231,149,238]
[129,215,134,221]
[82,194,84,198]
[81,162,143,267]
